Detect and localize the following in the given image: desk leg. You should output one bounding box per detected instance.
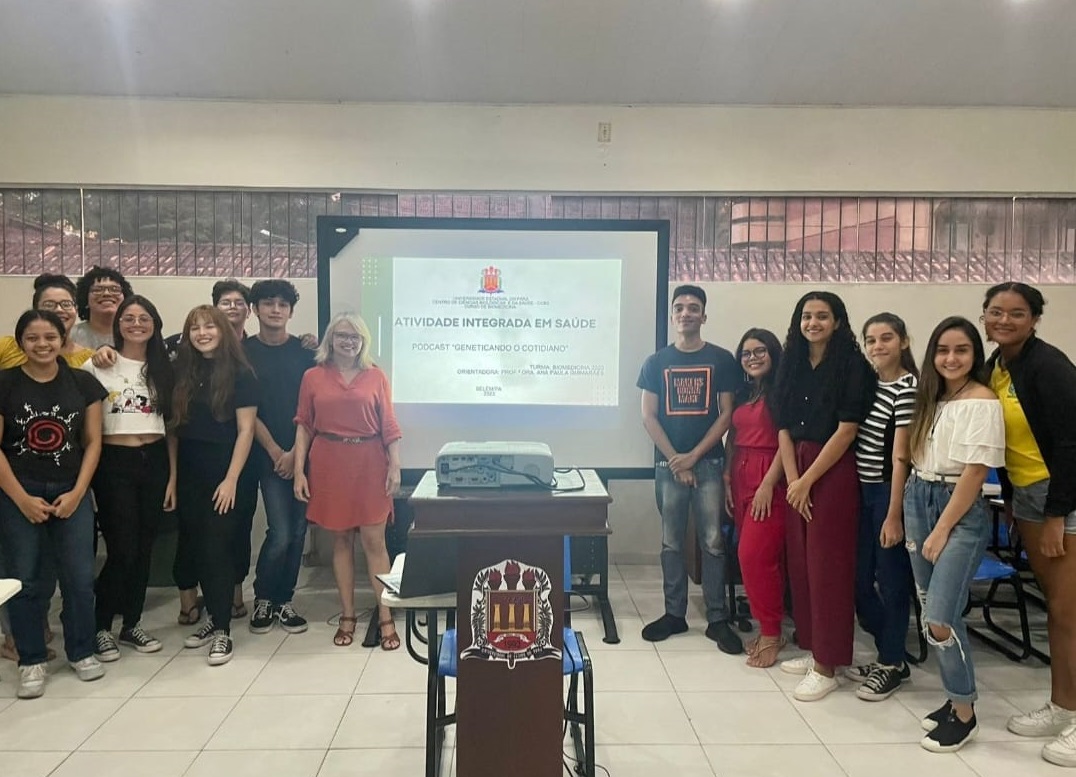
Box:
[426,608,442,777]
[361,609,380,648]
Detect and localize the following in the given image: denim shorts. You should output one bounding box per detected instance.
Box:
[1012,478,1076,534]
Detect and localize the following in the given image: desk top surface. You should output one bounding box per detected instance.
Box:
[0,579,22,606]
[410,468,610,505]
[380,554,456,610]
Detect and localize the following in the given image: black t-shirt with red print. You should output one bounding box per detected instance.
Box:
[0,363,107,483]
[637,342,740,464]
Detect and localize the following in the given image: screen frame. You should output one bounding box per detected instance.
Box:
[316,215,671,482]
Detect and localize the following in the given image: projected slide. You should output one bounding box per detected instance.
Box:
[391,257,621,405]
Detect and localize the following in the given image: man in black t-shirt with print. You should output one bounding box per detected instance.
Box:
[636,285,743,654]
[243,280,316,635]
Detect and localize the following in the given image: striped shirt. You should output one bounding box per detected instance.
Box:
[855,373,918,483]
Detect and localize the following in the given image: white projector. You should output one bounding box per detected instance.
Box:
[435,441,555,488]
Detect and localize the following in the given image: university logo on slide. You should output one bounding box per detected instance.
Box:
[461,559,560,669]
[479,265,504,294]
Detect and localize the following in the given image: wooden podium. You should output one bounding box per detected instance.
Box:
[409,469,611,777]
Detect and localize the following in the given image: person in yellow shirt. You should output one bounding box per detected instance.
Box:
[0,274,94,369]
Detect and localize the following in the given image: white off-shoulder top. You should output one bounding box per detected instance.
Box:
[913,398,1006,477]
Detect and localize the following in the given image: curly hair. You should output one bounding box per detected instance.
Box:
[75,267,133,321]
[170,305,252,430]
[31,273,77,308]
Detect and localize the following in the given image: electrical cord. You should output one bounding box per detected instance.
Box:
[442,462,587,492]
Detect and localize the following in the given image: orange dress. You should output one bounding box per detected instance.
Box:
[295,364,402,530]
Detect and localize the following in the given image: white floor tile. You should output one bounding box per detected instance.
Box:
[791,687,923,744]
[276,623,372,654]
[248,652,367,696]
[40,656,169,699]
[135,654,269,697]
[661,652,781,693]
[828,743,978,777]
[956,739,1061,776]
[0,751,69,777]
[331,694,437,749]
[186,749,327,777]
[225,627,289,656]
[703,744,846,777]
[354,649,430,694]
[594,691,699,745]
[975,660,1053,692]
[0,697,125,750]
[47,750,197,777]
[896,691,1023,742]
[680,691,819,745]
[207,695,350,750]
[573,612,656,652]
[318,748,429,777]
[593,745,716,776]
[81,696,238,751]
[587,650,673,692]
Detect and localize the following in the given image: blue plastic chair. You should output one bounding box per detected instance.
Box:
[965,553,1049,664]
[426,537,594,777]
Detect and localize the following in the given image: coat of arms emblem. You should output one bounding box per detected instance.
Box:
[460,559,561,669]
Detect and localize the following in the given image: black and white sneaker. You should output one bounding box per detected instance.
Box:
[921,700,954,732]
[184,619,216,649]
[276,602,308,634]
[249,599,275,634]
[845,661,911,683]
[119,625,162,653]
[921,709,978,752]
[94,630,120,663]
[207,631,234,666]
[856,664,906,701]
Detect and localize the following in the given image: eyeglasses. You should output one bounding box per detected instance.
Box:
[119,315,153,326]
[983,308,1030,322]
[89,284,123,297]
[217,300,248,309]
[740,347,769,361]
[333,333,361,344]
[38,300,76,311]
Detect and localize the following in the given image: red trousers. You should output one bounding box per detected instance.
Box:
[785,442,859,668]
[730,446,788,638]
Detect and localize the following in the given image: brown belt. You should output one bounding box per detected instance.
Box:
[316,432,378,444]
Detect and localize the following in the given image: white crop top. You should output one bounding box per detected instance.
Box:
[82,355,167,436]
[913,398,1005,477]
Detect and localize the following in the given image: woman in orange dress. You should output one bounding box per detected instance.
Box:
[293,313,402,649]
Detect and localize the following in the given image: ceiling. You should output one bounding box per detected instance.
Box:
[1,0,1074,108]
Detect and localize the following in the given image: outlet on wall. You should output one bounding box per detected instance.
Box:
[597,122,612,143]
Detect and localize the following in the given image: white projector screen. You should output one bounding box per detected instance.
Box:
[316,217,669,479]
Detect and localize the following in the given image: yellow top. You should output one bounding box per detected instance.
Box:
[990,363,1050,487]
[0,335,95,370]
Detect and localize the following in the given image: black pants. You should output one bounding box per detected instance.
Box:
[93,440,170,632]
[232,463,258,587]
[174,441,242,634]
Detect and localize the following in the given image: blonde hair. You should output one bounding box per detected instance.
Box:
[316,312,374,369]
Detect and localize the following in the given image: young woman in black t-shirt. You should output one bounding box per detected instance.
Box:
[0,310,107,698]
[772,291,876,702]
[170,305,258,667]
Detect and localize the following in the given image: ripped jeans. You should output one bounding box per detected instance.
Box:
[903,475,991,704]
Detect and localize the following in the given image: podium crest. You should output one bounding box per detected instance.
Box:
[461,559,560,669]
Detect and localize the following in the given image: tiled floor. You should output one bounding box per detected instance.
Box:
[0,563,1059,777]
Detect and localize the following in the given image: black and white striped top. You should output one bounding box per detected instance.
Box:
[855,373,917,483]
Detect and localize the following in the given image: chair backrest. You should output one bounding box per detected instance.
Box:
[564,536,572,593]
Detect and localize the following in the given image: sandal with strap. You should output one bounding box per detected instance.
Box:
[334,616,358,647]
[746,636,787,669]
[178,595,204,626]
[379,619,401,651]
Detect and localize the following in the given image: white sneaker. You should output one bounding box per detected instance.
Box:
[793,668,839,702]
[69,656,105,682]
[17,663,47,699]
[1043,723,1076,768]
[1008,701,1076,738]
[780,653,814,675]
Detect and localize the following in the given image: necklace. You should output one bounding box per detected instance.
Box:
[929,379,973,438]
[942,378,972,401]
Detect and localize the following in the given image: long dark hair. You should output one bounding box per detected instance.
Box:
[908,316,987,461]
[113,295,174,424]
[733,328,782,416]
[862,312,919,379]
[772,291,864,414]
[170,305,251,429]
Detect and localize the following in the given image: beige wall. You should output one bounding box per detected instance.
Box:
[3,96,1076,193]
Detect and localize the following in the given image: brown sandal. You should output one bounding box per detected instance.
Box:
[746,636,786,669]
[379,619,400,651]
[334,616,357,647]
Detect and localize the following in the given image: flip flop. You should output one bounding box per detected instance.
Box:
[178,596,204,625]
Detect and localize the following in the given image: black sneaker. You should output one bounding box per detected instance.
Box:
[249,599,275,634]
[94,630,120,663]
[846,661,911,683]
[921,700,954,732]
[118,625,162,654]
[705,621,745,655]
[641,614,688,642]
[184,619,216,649]
[207,631,234,666]
[276,602,309,634]
[856,664,905,701]
[921,709,978,752]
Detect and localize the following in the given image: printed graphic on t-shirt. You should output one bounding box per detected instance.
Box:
[663,366,713,416]
[106,386,154,415]
[14,402,77,465]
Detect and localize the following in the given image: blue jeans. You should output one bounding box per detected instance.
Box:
[655,459,729,624]
[252,458,310,606]
[0,479,96,666]
[854,481,913,666]
[903,476,991,704]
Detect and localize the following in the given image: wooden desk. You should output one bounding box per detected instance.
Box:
[409,469,610,777]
